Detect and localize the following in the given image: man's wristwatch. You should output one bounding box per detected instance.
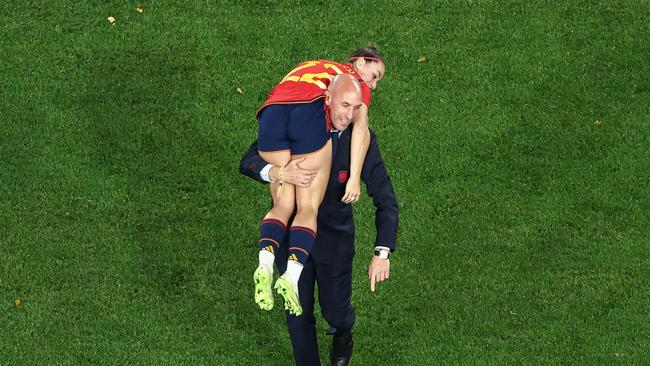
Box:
[374,248,390,259]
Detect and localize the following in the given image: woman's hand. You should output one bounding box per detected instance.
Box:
[342,176,361,204]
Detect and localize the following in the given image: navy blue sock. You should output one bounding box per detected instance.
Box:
[287,226,316,265]
[258,218,287,254]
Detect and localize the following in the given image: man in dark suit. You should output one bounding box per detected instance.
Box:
[240,122,398,366]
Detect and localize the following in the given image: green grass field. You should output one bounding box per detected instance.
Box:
[2,1,649,364]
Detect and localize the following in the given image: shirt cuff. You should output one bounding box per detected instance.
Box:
[260,164,273,183]
[374,246,391,252]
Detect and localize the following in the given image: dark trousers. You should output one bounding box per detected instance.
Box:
[276,251,356,366]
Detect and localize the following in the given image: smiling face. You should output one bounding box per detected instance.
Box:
[325,75,363,131]
[352,58,385,90]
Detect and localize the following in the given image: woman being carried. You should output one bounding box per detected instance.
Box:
[254,45,385,315]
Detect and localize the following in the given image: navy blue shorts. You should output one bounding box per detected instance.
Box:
[257,99,329,155]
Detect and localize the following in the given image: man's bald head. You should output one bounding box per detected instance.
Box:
[328,73,362,97]
[325,74,364,131]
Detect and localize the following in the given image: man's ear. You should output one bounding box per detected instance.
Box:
[324,89,331,105]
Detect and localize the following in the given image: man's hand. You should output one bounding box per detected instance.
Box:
[342,176,361,204]
[270,157,317,187]
[368,256,390,292]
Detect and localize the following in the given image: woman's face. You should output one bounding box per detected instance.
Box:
[354,58,385,90]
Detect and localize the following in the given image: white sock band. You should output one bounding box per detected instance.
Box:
[285,260,304,285]
[258,250,275,274]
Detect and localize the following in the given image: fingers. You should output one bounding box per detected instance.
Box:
[294,156,308,168]
[342,179,361,204]
[369,266,390,292]
[287,157,317,187]
[368,265,376,292]
[341,192,360,204]
[296,171,317,187]
[370,271,388,291]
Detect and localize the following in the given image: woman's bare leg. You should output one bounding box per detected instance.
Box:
[275,140,332,315]
[254,150,295,311]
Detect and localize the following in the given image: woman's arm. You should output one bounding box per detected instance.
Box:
[342,103,370,203]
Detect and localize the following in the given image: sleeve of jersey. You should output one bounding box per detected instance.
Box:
[362,84,372,106]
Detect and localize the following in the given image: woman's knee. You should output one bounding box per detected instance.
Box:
[275,197,295,214]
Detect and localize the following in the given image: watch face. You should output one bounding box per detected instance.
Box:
[375,250,389,259]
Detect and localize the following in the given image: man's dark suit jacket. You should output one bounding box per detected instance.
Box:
[239,127,398,263]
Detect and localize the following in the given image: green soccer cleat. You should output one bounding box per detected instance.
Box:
[254,267,273,311]
[274,274,302,316]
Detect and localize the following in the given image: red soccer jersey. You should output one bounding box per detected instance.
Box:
[257,60,371,118]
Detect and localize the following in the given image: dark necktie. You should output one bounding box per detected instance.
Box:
[330,131,339,156]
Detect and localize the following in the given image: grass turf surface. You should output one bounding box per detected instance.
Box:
[2,0,649,364]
